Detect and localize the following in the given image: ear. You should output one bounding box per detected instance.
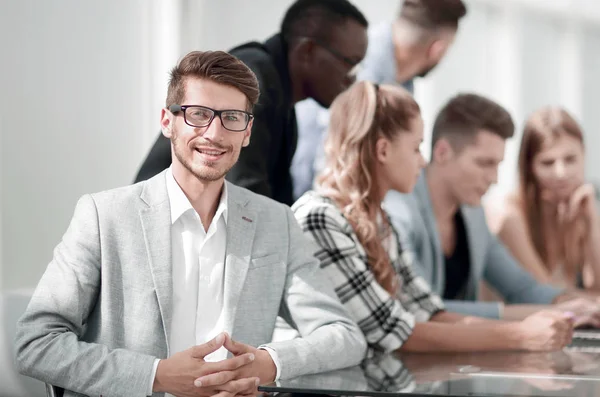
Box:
[242,119,253,147]
[161,108,173,139]
[427,39,446,63]
[293,38,317,66]
[376,137,390,163]
[432,138,454,164]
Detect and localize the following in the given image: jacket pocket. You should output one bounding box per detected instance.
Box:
[250,253,281,269]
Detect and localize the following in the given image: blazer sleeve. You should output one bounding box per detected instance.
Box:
[14,195,156,397]
[134,132,172,183]
[484,229,562,305]
[263,205,367,379]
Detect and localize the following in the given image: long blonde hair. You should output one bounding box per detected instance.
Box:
[317,81,420,295]
[518,106,586,276]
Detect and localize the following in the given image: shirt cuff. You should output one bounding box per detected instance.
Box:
[149,358,161,396]
[258,346,281,381]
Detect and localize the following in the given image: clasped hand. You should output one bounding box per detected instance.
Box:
[153,332,277,397]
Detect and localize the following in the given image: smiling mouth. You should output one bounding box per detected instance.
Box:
[195,147,227,160]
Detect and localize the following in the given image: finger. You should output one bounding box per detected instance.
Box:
[573,313,600,328]
[213,391,235,397]
[569,185,593,220]
[567,194,581,221]
[561,312,576,327]
[191,332,227,359]
[587,315,600,328]
[202,352,255,373]
[556,319,574,335]
[218,377,260,394]
[224,336,251,355]
[558,329,572,347]
[194,370,236,388]
[557,201,567,223]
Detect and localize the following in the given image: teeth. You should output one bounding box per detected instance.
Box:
[197,149,224,155]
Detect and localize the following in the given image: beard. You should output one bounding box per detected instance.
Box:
[171,127,240,182]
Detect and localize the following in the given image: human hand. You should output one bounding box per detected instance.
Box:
[559,183,597,224]
[153,332,259,397]
[517,311,574,351]
[192,335,277,397]
[555,298,600,328]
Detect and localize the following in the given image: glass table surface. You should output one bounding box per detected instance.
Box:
[260,331,600,397]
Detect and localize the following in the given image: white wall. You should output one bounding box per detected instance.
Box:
[0,0,180,290]
[181,0,402,51]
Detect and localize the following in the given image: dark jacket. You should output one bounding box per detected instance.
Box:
[134,34,297,205]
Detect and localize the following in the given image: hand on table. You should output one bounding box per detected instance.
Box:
[153,332,259,397]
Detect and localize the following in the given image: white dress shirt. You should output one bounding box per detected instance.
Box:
[166,167,229,360]
[149,168,280,396]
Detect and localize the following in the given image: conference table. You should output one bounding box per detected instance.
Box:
[259,330,600,397]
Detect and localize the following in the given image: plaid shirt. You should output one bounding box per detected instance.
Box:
[292,192,444,353]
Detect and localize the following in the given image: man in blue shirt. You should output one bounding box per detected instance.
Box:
[292,0,467,199]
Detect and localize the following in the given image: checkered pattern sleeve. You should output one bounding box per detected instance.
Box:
[389,225,445,322]
[293,193,430,353]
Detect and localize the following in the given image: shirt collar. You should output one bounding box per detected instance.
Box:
[165,167,228,226]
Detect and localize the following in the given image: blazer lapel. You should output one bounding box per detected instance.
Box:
[415,173,446,294]
[223,182,257,337]
[139,171,173,353]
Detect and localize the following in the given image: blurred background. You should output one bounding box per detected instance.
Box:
[2,0,600,293]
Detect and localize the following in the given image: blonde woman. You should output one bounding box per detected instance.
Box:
[292,81,574,353]
[487,107,600,291]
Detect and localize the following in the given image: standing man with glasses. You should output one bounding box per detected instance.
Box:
[292,0,467,200]
[15,50,366,397]
[134,0,369,206]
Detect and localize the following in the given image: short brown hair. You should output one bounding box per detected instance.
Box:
[431,93,515,152]
[166,51,260,112]
[400,0,467,30]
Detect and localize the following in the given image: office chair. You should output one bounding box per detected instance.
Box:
[45,383,64,397]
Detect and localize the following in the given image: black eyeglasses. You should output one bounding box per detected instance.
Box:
[294,36,362,77]
[169,104,253,132]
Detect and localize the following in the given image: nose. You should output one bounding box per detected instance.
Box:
[200,116,225,141]
[554,161,566,179]
[345,64,360,86]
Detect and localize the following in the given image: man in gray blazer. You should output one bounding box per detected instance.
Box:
[385,93,600,322]
[15,50,366,397]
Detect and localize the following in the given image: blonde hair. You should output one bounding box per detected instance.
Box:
[518,106,586,276]
[318,81,420,295]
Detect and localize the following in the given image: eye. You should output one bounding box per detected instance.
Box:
[565,155,577,164]
[540,159,554,167]
[222,111,245,122]
[188,108,212,119]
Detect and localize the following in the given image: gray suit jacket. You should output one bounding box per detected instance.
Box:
[15,171,366,397]
[384,173,561,318]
